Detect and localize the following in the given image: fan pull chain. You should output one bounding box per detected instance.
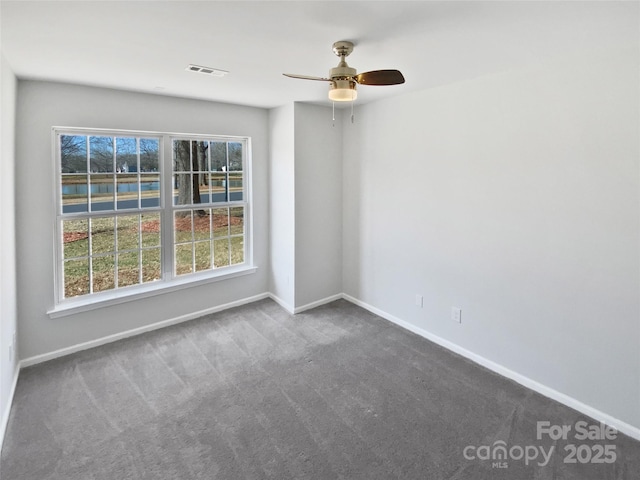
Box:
[332,101,335,126]
[351,96,355,124]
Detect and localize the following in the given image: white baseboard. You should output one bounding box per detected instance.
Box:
[0,364,20,454]
[342,294,640,442]
[20,292,270,368]
[14,291,340,371]
[293,293,343,314]
[268,293,343,314]
[268,293,295,314]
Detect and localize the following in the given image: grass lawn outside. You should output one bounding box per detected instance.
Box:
[62,208,244,298]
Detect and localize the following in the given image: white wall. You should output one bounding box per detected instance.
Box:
[268,104,295,309]
[15,81,269,359]
[294,103,343,308]
[343,48,640,429]
[0,52,18,442]
[268,103,343,311]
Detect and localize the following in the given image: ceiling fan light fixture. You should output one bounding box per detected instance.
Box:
[329,79,357,102]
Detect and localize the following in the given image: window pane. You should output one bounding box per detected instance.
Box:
[231,236,244,265]
[140,174,160,208]
[117,251,139,288]
[90,136,114,173]
[90,217,115,255]
[61,175,88,213]
[116,174,139,210]
[116,137,137,173]
[229,172,243,201]
[193,141,209,172]
[213,208,229,238]
[228,142,242,171]
[214,239,230,268]
[174,172,192,205]
[116,215,139,251]
[176,244,193,275]
[61,135,87,173]
[142,248,161,283]
[229,207,244,236]
[92,255,115,292]
[193,210,212,241]
[64,259,89,298]
[210,141,226,171]
[195,241,212,272]
[174,211,193,243]
[89,174,115,211]
[141,213,160,247]
[196,173,210,203]
[63,219,88,259]
[173,140,191,172]
[140,138,159,172]
[209,173,227,203]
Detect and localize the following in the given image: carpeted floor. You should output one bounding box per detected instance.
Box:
[1,299,639,479]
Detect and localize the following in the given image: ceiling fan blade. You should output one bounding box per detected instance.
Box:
[355,69,405,86]
[283,73,332,82]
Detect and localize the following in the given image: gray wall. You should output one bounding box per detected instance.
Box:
[268,104,295,308]
[0,53,18,434]
[342,48,640,428]
[268,103,343,311]
[294,103,342,308]
[15,81,269,359]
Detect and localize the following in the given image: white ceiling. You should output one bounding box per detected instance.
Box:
[1,1,636,109]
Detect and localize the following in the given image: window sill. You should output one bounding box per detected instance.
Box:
[47,265,258,319]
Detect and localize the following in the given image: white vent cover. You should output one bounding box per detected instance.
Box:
[186,65,229,77]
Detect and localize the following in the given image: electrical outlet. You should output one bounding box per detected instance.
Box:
[415,294,423,308]
[451,307,462,324]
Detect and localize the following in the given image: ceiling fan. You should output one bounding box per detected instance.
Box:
[283,41,405,102]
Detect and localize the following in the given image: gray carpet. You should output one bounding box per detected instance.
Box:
[1,299,639,479]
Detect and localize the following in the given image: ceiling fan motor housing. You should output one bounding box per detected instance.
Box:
[329,64,357,80]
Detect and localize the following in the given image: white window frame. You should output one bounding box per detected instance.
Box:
[49,127,255,318]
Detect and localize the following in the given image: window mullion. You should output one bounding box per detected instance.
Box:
[112,136,117,212]
[225,142,230,202]
[114,217,119,289]
[189,142,196,273]
[207,142,212,203]
[88,218,94,294]
[137,214,143,285]
[136,138,141,209]
[191,210,196,273]
[161,136,175,281]
[87,136,92,213]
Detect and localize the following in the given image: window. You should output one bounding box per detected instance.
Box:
[54,128,252,309]
[172,138,245,275]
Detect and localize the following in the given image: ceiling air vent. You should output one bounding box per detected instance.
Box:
[186,64,229,77]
